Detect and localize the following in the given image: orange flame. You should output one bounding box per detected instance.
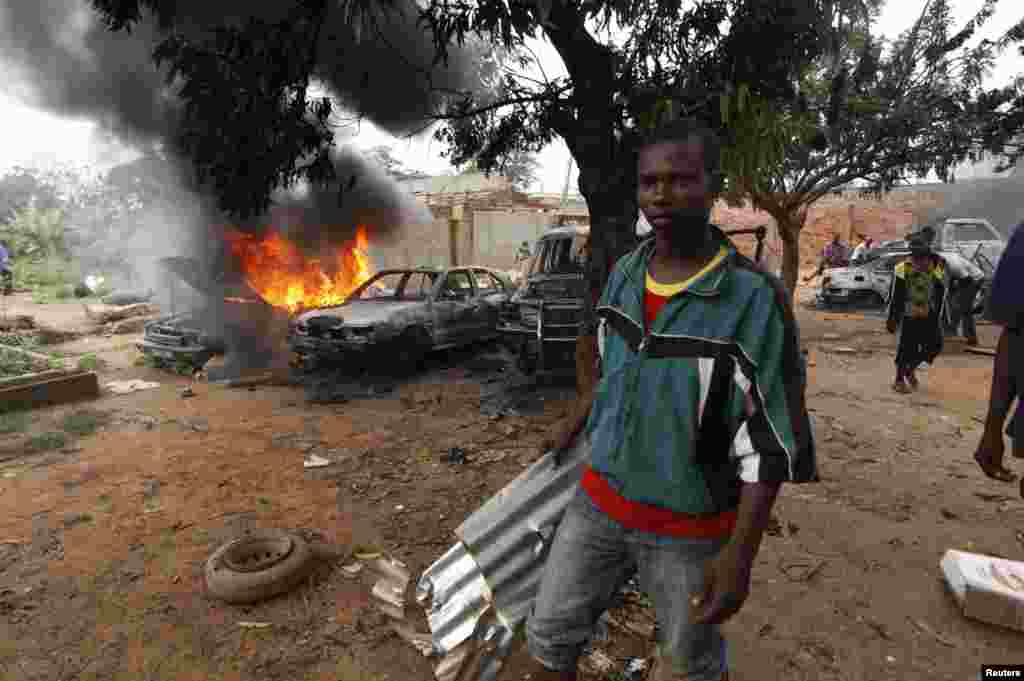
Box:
[224,225,373,314]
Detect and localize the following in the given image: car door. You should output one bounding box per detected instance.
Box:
[471,269,506,338]
[432,270,477,347]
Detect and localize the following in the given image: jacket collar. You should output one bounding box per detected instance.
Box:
[622,224,736,298]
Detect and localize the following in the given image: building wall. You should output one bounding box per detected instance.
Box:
[471,210,554,270]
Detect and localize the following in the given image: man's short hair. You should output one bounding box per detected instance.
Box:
[638,118,723,194]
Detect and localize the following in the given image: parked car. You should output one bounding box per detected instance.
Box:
[922,217,1005,267]
[137,256,281,370]
[499,226,589,375]
[819,249,990,312]
[500,225,767,375]
[289,266,511,370]
[138,311,227,368]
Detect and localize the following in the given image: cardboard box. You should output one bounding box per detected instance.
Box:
[941,549,1024,633]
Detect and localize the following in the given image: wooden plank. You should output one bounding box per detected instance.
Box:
[0,371,99,409]
[0,368,76,389]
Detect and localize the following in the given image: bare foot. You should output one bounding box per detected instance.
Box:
[907,373,919,390]
[892,381,911,394]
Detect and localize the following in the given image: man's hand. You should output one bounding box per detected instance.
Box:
[692,542,755,626]
[886,318,898,334]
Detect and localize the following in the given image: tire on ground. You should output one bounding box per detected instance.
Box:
[204,530,316,604]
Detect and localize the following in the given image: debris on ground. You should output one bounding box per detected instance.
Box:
[100,290,154,307]
[370,556,412,620]
[84,302,158,324]
[623,658,651,680]
[0,314,34,331]
[237,621,273,629]
[441,447,467,465]
[940,549,1024,632]
[341,563,363,578]
[580,649,616,676]
[105,380,160,395]
[104,314,160,335]
[303,454,330,468]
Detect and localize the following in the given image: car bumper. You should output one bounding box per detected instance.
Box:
[137,339,213,362]
[289,335,375,357]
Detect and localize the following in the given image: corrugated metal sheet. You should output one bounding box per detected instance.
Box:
[455,439,589,630]
[416,438,589,681]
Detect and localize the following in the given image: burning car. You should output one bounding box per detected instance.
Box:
[289,266,512,370]
[138,255,285,371]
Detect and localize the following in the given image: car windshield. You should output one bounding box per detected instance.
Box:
[351,271,438,301]
[530,234,587,276]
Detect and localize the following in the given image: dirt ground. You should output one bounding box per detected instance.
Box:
[1,292,1023,681]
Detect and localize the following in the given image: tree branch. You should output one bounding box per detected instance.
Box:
[431,85,573,121]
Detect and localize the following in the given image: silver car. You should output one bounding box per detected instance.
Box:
[289,267,511,370]
[820,250,989,311]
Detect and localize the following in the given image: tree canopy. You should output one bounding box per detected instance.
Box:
[721,0,1024,289]
[89,0,1024,297]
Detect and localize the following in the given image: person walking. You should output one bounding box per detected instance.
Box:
[526,118,817,681]
[803,233,849,282]
[0,241,13,296]
[850,234,875,263]
[942,252,985,346]
[886,237,946,393]
[973,222,1024,492]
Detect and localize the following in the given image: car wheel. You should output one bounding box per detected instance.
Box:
[204,530,316,604]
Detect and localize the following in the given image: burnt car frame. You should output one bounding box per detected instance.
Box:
[137,256,283,371]
[500,225,767,376]
[289,266,512,370]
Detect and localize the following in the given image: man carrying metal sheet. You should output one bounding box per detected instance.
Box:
[525,119,818,681]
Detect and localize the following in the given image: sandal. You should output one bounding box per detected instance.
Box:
[892,381,911,394]
[974,451,1019,482]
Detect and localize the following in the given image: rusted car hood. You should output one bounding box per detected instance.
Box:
[293,300,425,327]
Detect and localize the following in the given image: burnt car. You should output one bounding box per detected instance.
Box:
[137,256,282,370]
[500,225,767,375]
[289,266,511,370]
[138,311,226,368]
[499,226,589,375]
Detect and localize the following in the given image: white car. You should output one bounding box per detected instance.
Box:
[819,250,989,310]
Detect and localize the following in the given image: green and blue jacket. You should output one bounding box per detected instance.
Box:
[586,226,818,515]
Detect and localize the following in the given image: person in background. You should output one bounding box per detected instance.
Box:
[526,118,817,681]
[803,233,849,282]
[942,252,985,347]
[886,237,946,393]
[850,234,875,263]
[973,222,1024,493]
[0,241,12,296]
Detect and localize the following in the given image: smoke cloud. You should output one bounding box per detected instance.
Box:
[0,0,481,243]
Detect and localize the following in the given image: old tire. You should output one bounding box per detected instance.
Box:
[204,530,316,604]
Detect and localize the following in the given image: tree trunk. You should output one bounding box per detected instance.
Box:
[773,207,808,295]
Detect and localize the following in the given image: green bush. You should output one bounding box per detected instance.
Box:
[0,348,33,378]
[61,409,108,437]
[0,410,29,435]
[77,353,102,371]
[25,431,66,453]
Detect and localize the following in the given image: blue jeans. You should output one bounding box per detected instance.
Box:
[526,488,729,680]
